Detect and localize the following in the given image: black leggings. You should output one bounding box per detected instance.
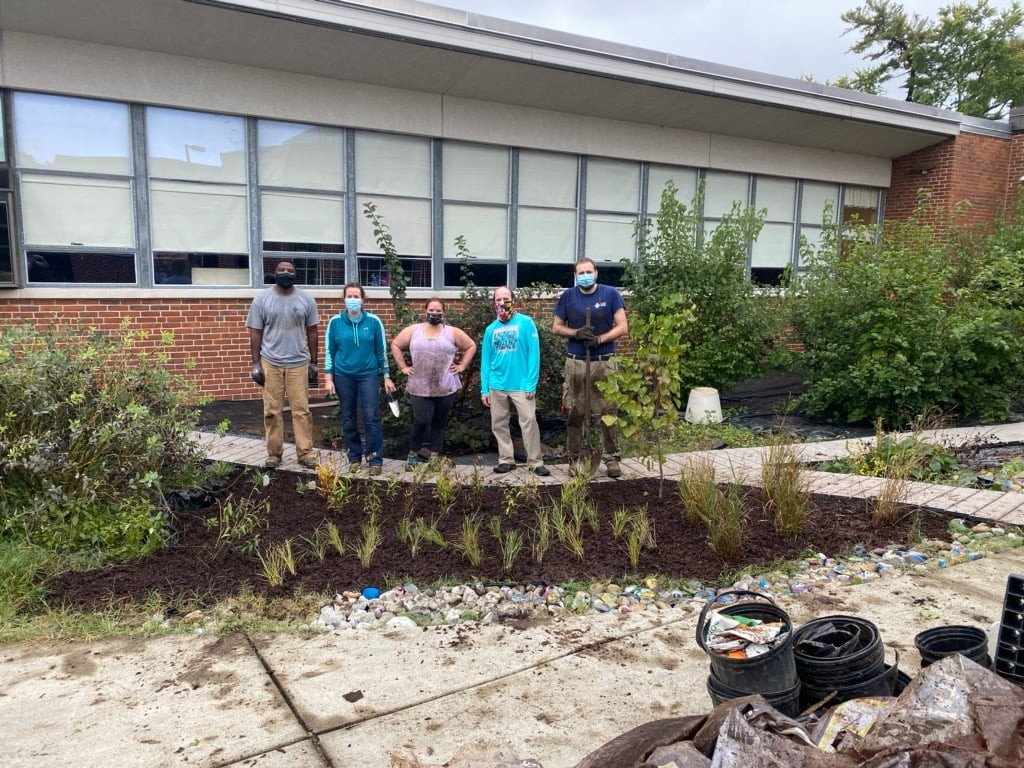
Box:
[408,392,458,454]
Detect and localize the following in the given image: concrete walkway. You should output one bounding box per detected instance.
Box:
[3,424,1024,768]
[192,421,1024,526]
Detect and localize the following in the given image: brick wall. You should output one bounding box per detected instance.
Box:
[885,132,1012,231]
[0,295,562,401]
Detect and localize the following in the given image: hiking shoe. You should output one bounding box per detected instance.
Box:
[606,460,622,478]
[416,448,433,461]
[406,453,420,472]
[368,465,382,476]
[493,463,515,474]
[298,456,318,469]
[530,465,551,477]
[347,461,362,473]
[264,456,282,469]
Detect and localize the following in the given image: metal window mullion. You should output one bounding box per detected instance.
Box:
[431,138,443,289]
[576,156,587,260]
[246,118,260,287]
[508,148,518,288]
[131,103,151,287]
[345,129,357,281]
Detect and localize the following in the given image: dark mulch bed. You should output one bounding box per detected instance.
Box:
[48,469,955,611]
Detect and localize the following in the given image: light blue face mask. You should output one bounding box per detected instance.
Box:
[576,273,596,288]
[345,298,363,313]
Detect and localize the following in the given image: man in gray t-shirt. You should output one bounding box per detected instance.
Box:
[245,261,320,469]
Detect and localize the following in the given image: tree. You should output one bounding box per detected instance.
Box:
[840,0,1024,118]
[622,181,785,396]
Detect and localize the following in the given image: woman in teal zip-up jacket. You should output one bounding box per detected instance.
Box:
[323,283,396,473]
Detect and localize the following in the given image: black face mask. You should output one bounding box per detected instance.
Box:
[275,273,296,289]
[425,313,444,325]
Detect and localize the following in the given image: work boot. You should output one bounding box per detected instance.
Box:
[606,460,622,478]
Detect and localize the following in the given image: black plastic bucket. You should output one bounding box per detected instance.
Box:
[800,651,900,711]
[915,625,990,669]
[696,590,797,693]
[706,674,802,718]
[793,615,890,711]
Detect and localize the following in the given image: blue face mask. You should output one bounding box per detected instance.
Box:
[576,273,596,289]
[345,298,363,313]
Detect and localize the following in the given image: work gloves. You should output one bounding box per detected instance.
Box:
[251,362,265,386]
[308,362,319,385]
[574,326,600,347]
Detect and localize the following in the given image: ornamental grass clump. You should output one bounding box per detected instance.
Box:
[678,458,719,524]
[706,484,745,563]
[760,437,810,539]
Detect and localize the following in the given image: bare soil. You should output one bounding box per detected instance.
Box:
[49,470,955,611]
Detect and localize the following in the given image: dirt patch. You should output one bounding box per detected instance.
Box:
[48,470,955,611]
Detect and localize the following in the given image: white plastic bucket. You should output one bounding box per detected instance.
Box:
[685,387,722,424]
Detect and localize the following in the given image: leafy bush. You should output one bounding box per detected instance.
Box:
[599,292,694,493]
[793,196,1024,424]
[623,180,788,394]
[0,321,209,557]
[819,431,962,484]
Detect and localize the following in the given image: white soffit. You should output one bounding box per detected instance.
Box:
[0,0,978,157]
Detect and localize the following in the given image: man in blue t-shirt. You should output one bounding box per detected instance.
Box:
[552,258,628,477]
[481,286,550,476]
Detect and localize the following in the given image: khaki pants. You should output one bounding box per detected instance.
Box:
[261,357,314,461]
[489,389,544,468]
[562,356,619,461]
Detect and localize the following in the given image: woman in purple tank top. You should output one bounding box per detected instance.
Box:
[390,298,478,470]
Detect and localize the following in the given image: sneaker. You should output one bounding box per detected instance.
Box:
[416,448,433,461]
[530,465,551,477]
[298,456,318,469]
[347,461,362,473]
[493,463,515,474]
[606,460,622,478]
[368,465,382,476]
[264,456,282,469]
[406,453,419,472]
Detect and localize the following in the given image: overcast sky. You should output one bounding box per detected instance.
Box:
[430,0,1019,97]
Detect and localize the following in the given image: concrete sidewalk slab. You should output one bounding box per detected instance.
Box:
[314,618,708,767]
[2,548,1022,768]
[251,612,690,732]
[0,634,304,768]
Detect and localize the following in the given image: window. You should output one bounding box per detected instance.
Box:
[442,141,509,288]
[14,93,136,284]
[147,107,249,286]
[583,157,639,287]
[514,150,578,287]
[258,120,346,285]
[843,186,880,226]
[751,177,796,285]
[355,132,431,288]
[642,164,699,255]
[798,181,840,266]
[0,202,12,285]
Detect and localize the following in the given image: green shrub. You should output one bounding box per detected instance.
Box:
[793,196,1024,425]
[819,431,962,484]
[0,321,209,557]
[623,180,788,394]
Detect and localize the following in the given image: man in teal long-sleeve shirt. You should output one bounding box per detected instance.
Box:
[480,286,549,476]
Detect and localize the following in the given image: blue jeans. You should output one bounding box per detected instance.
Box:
[336,374,383,465]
